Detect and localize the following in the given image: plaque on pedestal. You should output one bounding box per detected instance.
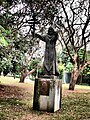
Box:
[33,78,62,112]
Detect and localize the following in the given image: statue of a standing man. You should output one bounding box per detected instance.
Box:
[34,27,59,76]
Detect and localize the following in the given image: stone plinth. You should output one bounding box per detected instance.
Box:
[33,77,62,112]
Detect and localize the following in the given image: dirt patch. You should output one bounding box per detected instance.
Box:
[0,81,90,120]
[63,89,90,97]
[0,84,25,99]
[64,89,90,93]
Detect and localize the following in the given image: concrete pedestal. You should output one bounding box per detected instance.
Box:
[33,77,62,112]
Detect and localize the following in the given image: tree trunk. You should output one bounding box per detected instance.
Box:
[19,75,26,83]
[19,68,35,83]
[68,51,90,90]
[69,53,80,90]
[69,69,80,90]
[69,61,90,90]
[19,68,27,83]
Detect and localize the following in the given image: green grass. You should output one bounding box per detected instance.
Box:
[0,76,90,120]
[0,76,19,83]
[63,83,90,90]
[60,93,90,120]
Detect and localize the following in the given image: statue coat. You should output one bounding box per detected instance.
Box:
[34,27,58,76]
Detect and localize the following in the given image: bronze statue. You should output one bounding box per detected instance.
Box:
[34,27,59,76]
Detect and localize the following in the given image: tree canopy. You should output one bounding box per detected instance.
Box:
[0,0,90,89]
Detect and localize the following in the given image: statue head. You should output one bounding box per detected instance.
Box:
[48,27,55,35]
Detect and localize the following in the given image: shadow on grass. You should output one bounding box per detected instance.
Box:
[0,84,48,120]
[0,98,24,106]
[0,84,24,98]
[0,84,90,120]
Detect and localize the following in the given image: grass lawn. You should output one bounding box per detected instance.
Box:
[0,76,90,120]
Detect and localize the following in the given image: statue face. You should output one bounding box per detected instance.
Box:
[48,27,55,35]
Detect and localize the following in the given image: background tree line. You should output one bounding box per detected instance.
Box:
[0,0,90,90]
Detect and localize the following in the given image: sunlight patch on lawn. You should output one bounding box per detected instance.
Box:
[0,76,34,87]
[0,76,90,90]
[0,76,19,84]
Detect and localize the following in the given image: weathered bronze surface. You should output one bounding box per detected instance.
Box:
[34,27,59,76]
[39,80,50,96]
[33,78,62,112]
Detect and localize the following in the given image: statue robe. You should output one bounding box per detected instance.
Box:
[35,32,58,75]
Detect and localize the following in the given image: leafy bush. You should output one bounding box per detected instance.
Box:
[83,65,90,76]
[58,62,64,79]
[28,58,42,78]
[65,61,73,72]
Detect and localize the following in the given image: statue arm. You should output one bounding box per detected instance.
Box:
[34,33,46,42]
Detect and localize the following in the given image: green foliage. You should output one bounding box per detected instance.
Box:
[28,59,40,77]
[81,62,90,84]
[60,48,69,65]
[86,51,90,61]
[0,44,27,76]
[65,61,73,72]
[0,21,38,76]
[83,65,90,76]
[0,37,8,46]
[0,6,40,76]
[77,49,85,63]
[0,0,89,82]
[61,48,88,65]
[28,59,39,70]
[0,57,12,76]
[58,61,64,79]
[0,25,11,46]
[60,48,89,73]
[60,48,73,72]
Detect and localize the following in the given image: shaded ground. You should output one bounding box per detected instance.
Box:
[0,77,51,120]
[0,76,90,120]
